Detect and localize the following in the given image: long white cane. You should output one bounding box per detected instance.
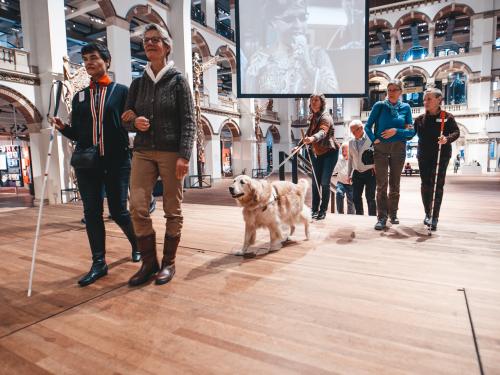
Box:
[28,80,63,297]
[428,111,446,236]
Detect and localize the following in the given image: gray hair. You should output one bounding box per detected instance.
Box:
[349,119,363,130]
[387,79,403,91]
[143,23,173,49]
[424,87,443,99]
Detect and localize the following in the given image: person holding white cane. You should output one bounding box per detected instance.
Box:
[414,88,460,231]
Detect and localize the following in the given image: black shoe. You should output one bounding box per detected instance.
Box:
[390,216,399,224]
[431,218,438,231]
[78,262,108,287]
[374,219,387,230]
[131,248,141,262]
[149,197,156,214]
[315,211,326,220]
[311,211,319,219]
[423,215,431,226]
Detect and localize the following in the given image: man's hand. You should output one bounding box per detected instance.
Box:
[121,110,137,122]
[348,177,353,184]
[134,116,150,132]
[437,136,448,145]
[49,116,66,131]
[176,158,189,180]
[381,128,397,139]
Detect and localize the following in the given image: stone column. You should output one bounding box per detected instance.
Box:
[20,0,70,204]
[106,17,132,86]
[428,22,435,58]
[390,29,397,62]
[203,0,216,29]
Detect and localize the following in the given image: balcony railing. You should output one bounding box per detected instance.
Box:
[369,42,470,66]
[361,104,468,121]
[191,5,206,26]
[0,47,30,73]
[215,20,234,41]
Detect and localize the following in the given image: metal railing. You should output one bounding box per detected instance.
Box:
[191,5,206,26]
[0,47,30,74]
[215,20,234,41]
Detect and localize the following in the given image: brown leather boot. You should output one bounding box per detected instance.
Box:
[155,235,180,285]
[128,233,159,286]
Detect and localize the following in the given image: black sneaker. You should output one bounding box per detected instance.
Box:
[311,211,319,219]
[390,216,399,224]
[316,211,326,220]
[423,215,431,226]
[374,219,387,230]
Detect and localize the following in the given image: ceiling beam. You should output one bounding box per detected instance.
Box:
[66,1,101,21]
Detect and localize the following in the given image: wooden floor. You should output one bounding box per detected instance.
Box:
[1,176,500,374]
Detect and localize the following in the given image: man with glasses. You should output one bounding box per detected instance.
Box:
[348,120,376,216]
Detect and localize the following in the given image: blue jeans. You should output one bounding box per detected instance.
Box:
[336,182,355,214]
[310,149,339,213]
[76,157,132,262]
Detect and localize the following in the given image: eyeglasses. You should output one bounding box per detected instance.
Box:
[143,37,164,45]
[387,88,401,92]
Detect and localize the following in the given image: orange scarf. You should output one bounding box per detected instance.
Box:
[89,74,112,89]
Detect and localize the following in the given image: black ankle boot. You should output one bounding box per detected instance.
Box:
[78,261,108,287]
[117,221,141,262]
[311,211,319,219]
[431,218,438,231]
[423,215,431,226]
[374,218,387,230]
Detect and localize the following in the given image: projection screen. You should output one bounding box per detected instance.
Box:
[236,0,368,98]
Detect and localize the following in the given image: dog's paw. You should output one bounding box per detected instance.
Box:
[234,248,247,256]
[269,242,282,252]
[243,252,257,259]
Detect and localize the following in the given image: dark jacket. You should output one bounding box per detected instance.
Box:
[125,67,196,161]
[60,83,130,164]
[414,110,460,160]
[306,111,338,156]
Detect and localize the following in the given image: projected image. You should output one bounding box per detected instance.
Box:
[237,0,366,97]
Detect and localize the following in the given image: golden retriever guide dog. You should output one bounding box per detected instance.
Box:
[229,175,311,256]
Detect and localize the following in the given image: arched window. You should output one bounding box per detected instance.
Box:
[402,75,426,107]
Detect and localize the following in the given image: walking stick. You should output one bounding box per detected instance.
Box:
[428,111,446,236]
[28,80,63,297]
[300,129,321,197]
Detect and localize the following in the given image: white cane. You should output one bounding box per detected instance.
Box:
[428,111,446,236]
[28,80,63,297]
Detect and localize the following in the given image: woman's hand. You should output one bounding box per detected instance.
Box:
[134,116,150,132]
[121,110,137,122]
[381,128,397,139]
[437,135,448,145]
[176,158,189,180]
[303,136,315,145]
[374,139,381,144]
[49,116,66,131]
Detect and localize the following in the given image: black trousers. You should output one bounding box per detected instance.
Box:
[418,156,450,219]
[352,169,376,216]
[76,157,134,263]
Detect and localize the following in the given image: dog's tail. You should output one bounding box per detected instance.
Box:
[297,178,309,202]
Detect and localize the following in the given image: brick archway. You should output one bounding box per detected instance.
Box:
[266,125,280,144]
[220,119,241,140]
[369,70,391,82]
[433,3,475,23]
[369,18,393,31]
[395,66,430,82]
[126,5,168,30]
[216,45,236,73]
[432,61,472,79]
[0,85,43,134]
[394,11,432,31]
[192,29,212,60]
[200,115,214,140]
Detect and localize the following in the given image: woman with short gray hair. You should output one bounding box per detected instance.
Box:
[122,23,196,286]
[414,88,460,230]
[364,79,415,230]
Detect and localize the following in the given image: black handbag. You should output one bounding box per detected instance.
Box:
[70,144,100,169]
[70,83,117,169]
[361,148,374,165]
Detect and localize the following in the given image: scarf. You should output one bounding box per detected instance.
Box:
[89,74,113,156]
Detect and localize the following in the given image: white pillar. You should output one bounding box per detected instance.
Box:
[428,23,435,58]
[106,17,132,86]
[20,0,69,204]
[205,65,219,105]
[203,0,216,29]
[390,29,397,63]
[238,98,257,174]
[170,0,197,175]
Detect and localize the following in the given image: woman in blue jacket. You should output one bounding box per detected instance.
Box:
[364,79,415,230]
